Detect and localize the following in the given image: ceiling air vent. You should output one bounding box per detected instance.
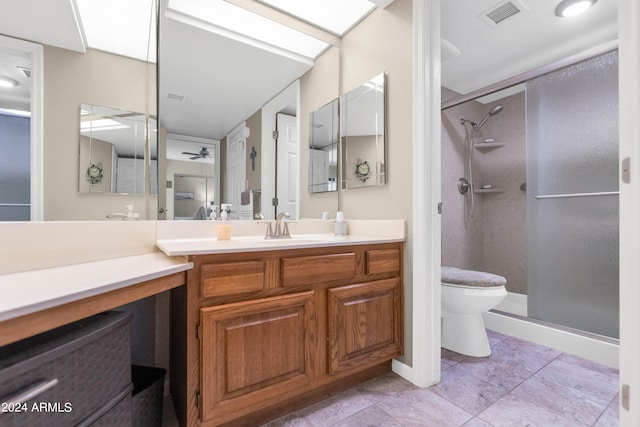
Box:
[16,66,31,78]
[480,0,528,27]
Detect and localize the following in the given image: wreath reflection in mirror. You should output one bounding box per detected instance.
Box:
[355,158,371,181]
[86,162,103,184]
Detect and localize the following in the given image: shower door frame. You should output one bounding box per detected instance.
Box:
[617,0,640,423]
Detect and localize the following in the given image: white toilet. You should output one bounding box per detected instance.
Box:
[441,267,507,357]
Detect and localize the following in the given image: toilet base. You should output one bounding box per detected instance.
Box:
[441,311,491,357]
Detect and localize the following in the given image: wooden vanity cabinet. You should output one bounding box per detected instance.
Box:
[171,242,403,427]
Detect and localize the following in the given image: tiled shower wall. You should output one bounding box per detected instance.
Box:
[441,92,527,295]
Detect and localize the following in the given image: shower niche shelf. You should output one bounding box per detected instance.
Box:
[474,188,506,194]
[474,142,505,153]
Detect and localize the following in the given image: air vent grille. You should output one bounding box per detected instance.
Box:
[16,66,31,78]
[480,0,528,26]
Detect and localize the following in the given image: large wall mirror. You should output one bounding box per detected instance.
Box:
[79,104,157,195]
[157,0,384,221]
[340,73,386,190]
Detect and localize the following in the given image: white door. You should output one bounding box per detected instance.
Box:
[276,113,298,219]
[226,123,246,219]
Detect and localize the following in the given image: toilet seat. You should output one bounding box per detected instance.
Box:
[441,267,506,288]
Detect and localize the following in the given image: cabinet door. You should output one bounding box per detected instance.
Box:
[200,291,316,423]
[328,278,402,374]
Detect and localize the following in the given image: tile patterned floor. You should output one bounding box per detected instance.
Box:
[262,330,619,427]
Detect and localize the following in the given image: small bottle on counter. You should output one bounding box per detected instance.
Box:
[334,211,347,236]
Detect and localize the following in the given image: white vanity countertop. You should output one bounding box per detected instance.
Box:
[0,252,192,322]
[156,234,405,256]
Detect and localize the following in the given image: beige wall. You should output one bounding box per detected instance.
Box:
[43,47,156,220]
[299,46,340,219]
[245,110,262,191]
[300,0,414,364]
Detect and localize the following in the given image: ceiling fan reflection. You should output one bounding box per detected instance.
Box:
[182,147,210,160]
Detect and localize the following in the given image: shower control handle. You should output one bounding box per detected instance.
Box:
[457,178,470,195]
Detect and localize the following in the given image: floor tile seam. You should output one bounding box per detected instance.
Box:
[451,361,535,391]
[506,388,597,426]
[325,403,377,427]
[368,401,404,426]
[526,359,620,403]
[554,356,620,380]
[425,386,482,418]
[473,391,595,427]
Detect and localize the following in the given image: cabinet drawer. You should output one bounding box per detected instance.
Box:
[281,253,356,287]
[366,248,401,275]
[201,260,265,298]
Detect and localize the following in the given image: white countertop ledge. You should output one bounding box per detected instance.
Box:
[0,252,192,322]
[157,234,404,256]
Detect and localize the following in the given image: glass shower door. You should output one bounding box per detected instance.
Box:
[526,50,619,338]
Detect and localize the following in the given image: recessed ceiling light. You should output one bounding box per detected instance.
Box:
[0,77,18,88]
[555,0,598,17]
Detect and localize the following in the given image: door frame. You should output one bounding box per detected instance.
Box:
[618,0,640,423]
[0,35,43,221]
[260,80,299,220]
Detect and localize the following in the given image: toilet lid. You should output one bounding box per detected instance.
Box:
[441,267,507,288]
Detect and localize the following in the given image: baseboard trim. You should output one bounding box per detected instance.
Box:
[483,310,619,368]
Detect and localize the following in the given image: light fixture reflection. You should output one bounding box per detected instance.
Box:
[0,77,18,88]
[555,0,598,17]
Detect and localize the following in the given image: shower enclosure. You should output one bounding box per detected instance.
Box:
[526,50,619,338]
[441,49,620,340]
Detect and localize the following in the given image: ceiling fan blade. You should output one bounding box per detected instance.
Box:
[182,151,199,156]
[190,155,201,160]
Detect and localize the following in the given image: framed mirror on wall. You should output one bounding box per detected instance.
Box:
[79,104,157,195]
[308,98,338,193]
[340,73,386,190]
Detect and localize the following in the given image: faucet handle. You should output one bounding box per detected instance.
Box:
[258,221,274,239]
[282,221,296,238]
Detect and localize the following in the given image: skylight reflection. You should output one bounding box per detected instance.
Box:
[167,0,329,60]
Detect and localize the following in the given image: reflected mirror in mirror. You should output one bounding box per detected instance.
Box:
[79,104,157,195]
[165,134,219,221]
[308,98,338,193]
[340,73,385,189]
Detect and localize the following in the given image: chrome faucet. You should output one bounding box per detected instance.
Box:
[260,212,293,239]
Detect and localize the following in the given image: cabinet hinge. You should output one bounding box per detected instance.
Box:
[272,130,279,140]
[622,384,630,410]
[437,202,442,214]
[196,323,201,341]
[196,392,201,409]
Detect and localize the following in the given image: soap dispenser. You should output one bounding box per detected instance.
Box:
[334,211,347,236]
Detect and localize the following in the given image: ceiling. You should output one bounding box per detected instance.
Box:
[0,0,619,141]
[441,0,617,96]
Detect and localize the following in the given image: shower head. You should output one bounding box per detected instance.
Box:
[474,104,504,131]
